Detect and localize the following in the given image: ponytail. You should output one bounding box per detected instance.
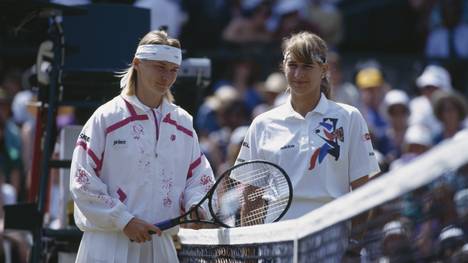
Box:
[320,76,331,99]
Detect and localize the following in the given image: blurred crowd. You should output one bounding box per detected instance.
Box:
[0,0,467,262]
[355,134,468,262]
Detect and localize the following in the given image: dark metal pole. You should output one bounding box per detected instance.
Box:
[30,15,63,263]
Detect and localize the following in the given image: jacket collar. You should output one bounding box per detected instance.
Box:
[283,92,329,119]
[121,94,177,117]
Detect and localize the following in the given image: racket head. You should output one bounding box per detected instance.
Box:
[208,160,292,228]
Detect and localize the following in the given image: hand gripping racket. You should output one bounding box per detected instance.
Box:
[154,160,293,230]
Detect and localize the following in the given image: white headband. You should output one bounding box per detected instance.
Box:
[284,51,326,64]
[120,44,182,88]
[135,44,182,65]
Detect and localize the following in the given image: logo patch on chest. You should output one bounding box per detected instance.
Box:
[309,118,344,170]
[132,124,144,140]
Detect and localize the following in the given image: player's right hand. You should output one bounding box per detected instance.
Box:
[124,217,162,243]
[186,206,208,230]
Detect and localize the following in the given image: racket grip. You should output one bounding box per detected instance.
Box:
[154,219,173,231]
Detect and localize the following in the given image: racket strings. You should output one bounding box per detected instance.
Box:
[228,166,280,185]
[239,199,290,218]
[214,192,290,223]
[236,199,290,226]
[237,182,290,203]
[215,186,289,216]
[217,168,289,226]
[225,177,289,194]
[211,162,292,227]
[225,167,287,193]
[218,166,287,202]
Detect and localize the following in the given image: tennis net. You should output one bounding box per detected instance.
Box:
[177,132,468,262]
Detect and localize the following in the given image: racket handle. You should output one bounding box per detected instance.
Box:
[130,219,172,242]
[154,219,173,231]
[130,229,158,242]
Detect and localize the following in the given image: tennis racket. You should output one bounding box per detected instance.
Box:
[154,160,293,231]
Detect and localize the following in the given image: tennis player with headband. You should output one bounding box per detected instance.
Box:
[236,32,380,222]
[70,30,215,262]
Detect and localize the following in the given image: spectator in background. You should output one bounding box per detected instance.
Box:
[217,96,250,132]
[355,64,389,153]
[1,70,22,98]
[305,0,344,47]
[0,89,22,200]
[389,125,432,171]
[196,85,240,137]
[204,98,250,175]
[213,55,264,115]
[428,0,468,27]
[380,89,410,164]
[12,90,36,198]
[253,72,287,117]
[431,90,467,144]
[222,0,272,44]
[0,170,19,261]
[379,220,415,262]
[408,0,438,49]
[409,64,452,138]
[454,188,468,234]
[11,90,34,128]
[134,0,187,37]
[327,52,360,107]
[196,84,252,178]
[0,171,16,207]
[425,0,468,59]
[179,0,232,51]
[424,0,468,95]
[449,244,468,263]
[273,0,321,41]
[405,171,460,261]
[437,225,466,260]
[432,129,468,206]
[51,0,90,5]
[0,83,29,261]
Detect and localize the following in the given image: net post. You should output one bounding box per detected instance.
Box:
[293,238,298,263]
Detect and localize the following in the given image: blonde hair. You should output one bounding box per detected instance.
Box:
[281,32,331,98]
[119,30,181,102]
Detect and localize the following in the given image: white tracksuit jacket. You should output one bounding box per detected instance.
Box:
[70,94,215,263]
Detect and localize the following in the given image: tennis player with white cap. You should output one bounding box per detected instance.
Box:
[70,30,215,262]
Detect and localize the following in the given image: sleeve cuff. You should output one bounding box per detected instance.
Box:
[184,195,204,212]
[112,205,134,230]
[350,165,380,182]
